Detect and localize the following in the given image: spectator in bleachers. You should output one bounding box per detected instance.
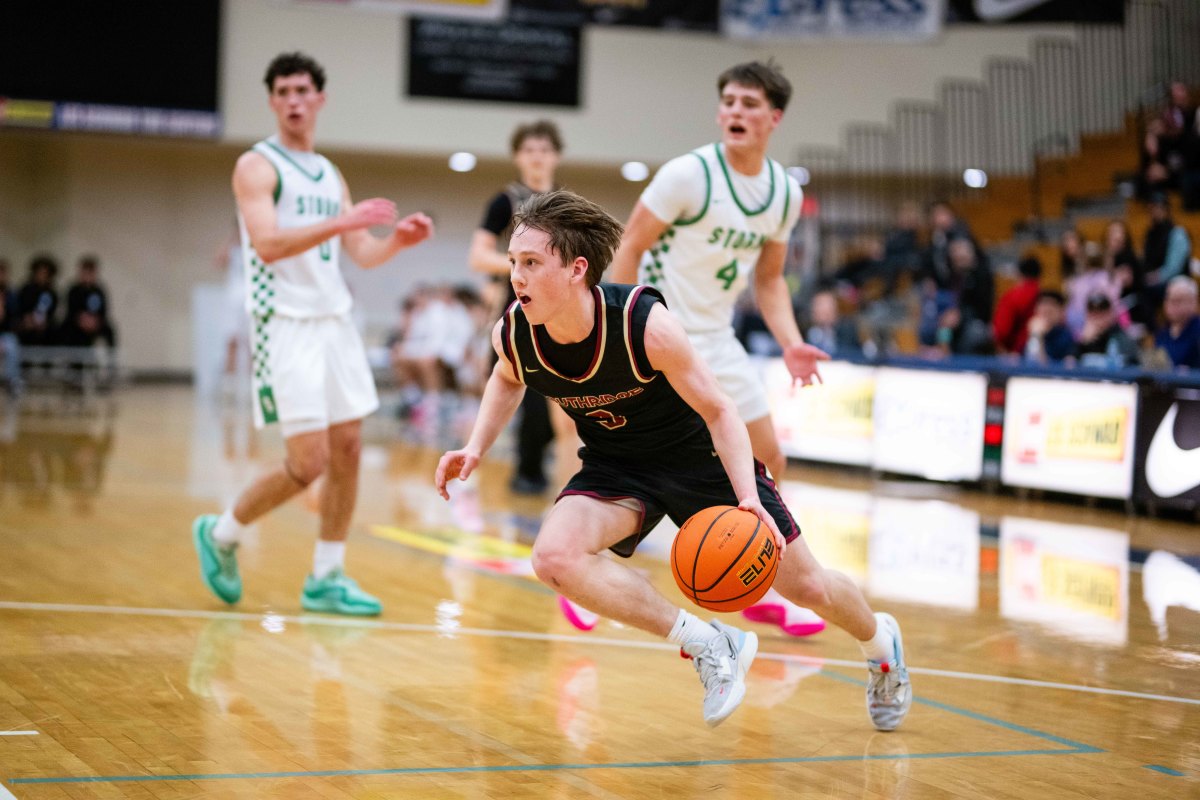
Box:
[1138,120,1176,200]
[1058,229,1084,283]
[833,235,885,296]
[1023,291,1075,365]
[805,289,861,358]
[1142,193,1194,315]
[16,254,59,346]
[1153,276,1200,371]
[1102,220,1147,326]
[59,255,117,350]
[993,256,1042,356]
[882,202,924,293]
[1075,293,1140,369]
[1158,81,1195,161]
[0,259,21,394]
[921,200,979,289]
[918,238,994,356]
[1064,241,1123,338]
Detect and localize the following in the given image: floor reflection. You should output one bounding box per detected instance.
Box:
[0,394,117,513]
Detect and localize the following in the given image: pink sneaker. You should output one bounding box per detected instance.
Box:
[741,593,825,637]
[558,595,600,631]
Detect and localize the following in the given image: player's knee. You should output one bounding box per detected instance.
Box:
[286,451,328,487]
[531,539,582,588]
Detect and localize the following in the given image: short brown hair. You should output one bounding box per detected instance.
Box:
[510,120,563,155]
[512,190,622,288]
[717,60,791,111]
[264,52,326,92]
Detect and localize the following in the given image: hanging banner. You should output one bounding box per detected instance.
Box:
[406,16,581,107]
[510,0,718,31]
[722,0,945,41]
[946,0,1123,24]
[1134,386,1200,512]
[283,0,507,20]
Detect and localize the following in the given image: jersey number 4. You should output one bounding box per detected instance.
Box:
[716,259,739,290]
[586,409,627,431]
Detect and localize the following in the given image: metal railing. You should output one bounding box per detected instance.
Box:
[794,0,1200,231]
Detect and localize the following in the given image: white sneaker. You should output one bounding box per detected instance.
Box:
[866,612,912,731]
[681,621,758,727]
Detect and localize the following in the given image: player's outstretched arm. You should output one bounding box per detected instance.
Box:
[754,240,829,387]
[643,304,784,550]
[608,202,669,284]
[338,177,434,268]
[233,152,396,265]
[435,320,526,499]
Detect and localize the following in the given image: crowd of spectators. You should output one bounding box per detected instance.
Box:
[778,195,1200,375]
[0,253,118,396]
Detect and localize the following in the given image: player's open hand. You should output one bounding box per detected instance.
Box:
[435,448,481,500]
[783,342,831,387]
[344,198,398,231]
[394,212,434,248]
[737,498,786,555]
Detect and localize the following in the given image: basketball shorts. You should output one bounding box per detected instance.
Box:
[559,452,802,558]
[250,312,379,436]
[688,329,770,423]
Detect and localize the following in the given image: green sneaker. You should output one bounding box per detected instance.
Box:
[191,514,242,604]
[301,569,382,616]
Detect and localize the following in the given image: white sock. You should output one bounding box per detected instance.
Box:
[859,612,895,663]
[212,509,247,548]
[313,540,346,579]
[667,609,718,647]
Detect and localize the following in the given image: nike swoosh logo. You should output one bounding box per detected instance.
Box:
[525,367,540,373]
[973,0,1052,20]
[1145,403,1200,497]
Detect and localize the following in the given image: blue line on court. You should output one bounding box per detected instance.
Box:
[1143,765,1185,776]
[6,748,1092,785]
[818,669,1101,752]
[10,668,1104,786]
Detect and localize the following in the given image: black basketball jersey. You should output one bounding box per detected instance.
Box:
[500,283,714,464]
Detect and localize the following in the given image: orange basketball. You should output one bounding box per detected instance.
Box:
[671,505,779,612]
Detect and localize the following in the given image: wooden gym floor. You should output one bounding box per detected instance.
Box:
[0,385,1196,799]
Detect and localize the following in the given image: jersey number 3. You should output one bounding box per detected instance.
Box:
[586,409,627,431]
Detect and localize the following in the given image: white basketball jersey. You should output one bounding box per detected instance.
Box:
[638,143,800,333]
[238,136,352,318]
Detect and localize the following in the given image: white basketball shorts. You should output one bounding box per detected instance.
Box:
[687,328,770,423]
[250,312,379,437]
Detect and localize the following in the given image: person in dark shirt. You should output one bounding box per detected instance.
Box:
[16,254,59,346]
[1076,293,1140,368]
[1022,290,1075,364]
[467,120,570,496]
[436,189,911,732]
[1154,276,1200,370]
[59,255,117,349]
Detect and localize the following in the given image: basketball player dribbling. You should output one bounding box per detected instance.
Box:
[191,52,433,616]
[607,60,827,638]
[436,190,911,729]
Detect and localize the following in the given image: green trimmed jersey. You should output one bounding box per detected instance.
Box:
[637,143,801,333]
[237,136,351,318]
